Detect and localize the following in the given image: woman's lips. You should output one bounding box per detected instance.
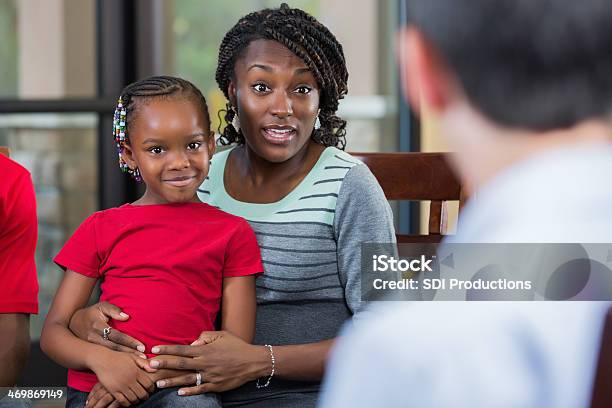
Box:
[163,176,196,187]
[261,127,297,145]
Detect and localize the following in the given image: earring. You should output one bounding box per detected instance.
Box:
[130,167,142,182]
[232,111,241,133]
[314,116,321,130]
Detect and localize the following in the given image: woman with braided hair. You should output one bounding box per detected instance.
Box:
[70,4,395,407]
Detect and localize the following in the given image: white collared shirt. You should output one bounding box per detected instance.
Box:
[319,143,612,408]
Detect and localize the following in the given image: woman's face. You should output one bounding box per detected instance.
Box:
[229,39,320,163]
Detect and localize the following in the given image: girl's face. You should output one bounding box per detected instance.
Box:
[122,98,215,204]
[229,39,320,163]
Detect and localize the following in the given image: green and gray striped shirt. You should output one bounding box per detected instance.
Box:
[198,146,395,407]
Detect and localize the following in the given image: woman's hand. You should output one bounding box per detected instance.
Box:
[69,301,146,354]
[149,331,271,395]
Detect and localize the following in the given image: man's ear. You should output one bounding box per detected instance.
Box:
[228,81,237,108]
[397,26,455,115]
[121,143,137,170]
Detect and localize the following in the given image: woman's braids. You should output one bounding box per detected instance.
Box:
[215,3,349,149]
[112,75,210,181]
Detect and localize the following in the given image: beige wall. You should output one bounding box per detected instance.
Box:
[319,0,395,152]
[320,0,378,96]
[17,0,94,98]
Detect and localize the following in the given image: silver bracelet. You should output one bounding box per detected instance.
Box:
[256,344,275,389]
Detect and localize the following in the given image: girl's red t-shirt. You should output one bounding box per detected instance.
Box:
[54,202,263,392]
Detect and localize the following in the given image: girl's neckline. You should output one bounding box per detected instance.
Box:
[123,201,205,208]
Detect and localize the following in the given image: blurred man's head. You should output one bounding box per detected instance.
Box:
[399,0,612,192]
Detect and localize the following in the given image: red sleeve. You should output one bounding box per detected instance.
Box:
[223,219,264,278]
[0,170,39,314]
[54,213,101,278]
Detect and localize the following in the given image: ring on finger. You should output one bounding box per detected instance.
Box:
[102,326,112,341]
[195,372,202,386]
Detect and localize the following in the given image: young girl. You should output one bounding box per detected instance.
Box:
[40,76,262,408]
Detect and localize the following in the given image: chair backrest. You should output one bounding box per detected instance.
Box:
[590,307,612,407]
[350,152,462,243]
[0,146,10,157]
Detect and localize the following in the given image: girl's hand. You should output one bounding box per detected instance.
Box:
[90,349,155,406]
[69,301,146,354]
[86,368,187,408]
[149,331,271,395]
[86,382,121,408]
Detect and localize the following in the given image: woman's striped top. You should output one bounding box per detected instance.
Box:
[198,146,396,407]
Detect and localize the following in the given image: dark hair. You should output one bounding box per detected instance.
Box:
[215,3,349,149]
[406,0,612,130]
[113,75,210,179]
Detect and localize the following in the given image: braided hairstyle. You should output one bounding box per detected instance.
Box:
[113,75,210,181]
[215,3,349,149]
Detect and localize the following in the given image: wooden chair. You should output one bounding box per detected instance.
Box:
[590,307,612,407]
[351,152,462,243]
[0,146,10,157]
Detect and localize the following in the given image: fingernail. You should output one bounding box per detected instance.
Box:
[137,345,145,352]
[178,390,185,396]
[151,346,160,353]
[139,353,147,359]
[120,312,129,318]
[150,360,159,368]
[157,380,166,387]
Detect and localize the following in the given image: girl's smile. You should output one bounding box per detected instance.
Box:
[163,175,199,188]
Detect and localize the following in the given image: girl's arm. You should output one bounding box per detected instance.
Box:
[40,270,105,370]
[220,276,257,343]
[41,270,154,405]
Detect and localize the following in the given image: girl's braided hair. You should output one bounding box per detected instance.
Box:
[215,3,349,149]
[113,75,210,180]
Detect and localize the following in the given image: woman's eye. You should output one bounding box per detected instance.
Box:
[187,142,202,150]
[295,86,312,94]
[149,147,163,154]
[252,83,270,93]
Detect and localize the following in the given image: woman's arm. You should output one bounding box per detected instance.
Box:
[148,332,335,395]
[41,270,154,405]
[220,276,257,343]
[261,338,335,380]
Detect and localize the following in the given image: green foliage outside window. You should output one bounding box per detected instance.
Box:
[0,0,18,97]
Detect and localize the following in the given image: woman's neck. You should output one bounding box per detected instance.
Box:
[237,140,324,187]
[225,140,326,203]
